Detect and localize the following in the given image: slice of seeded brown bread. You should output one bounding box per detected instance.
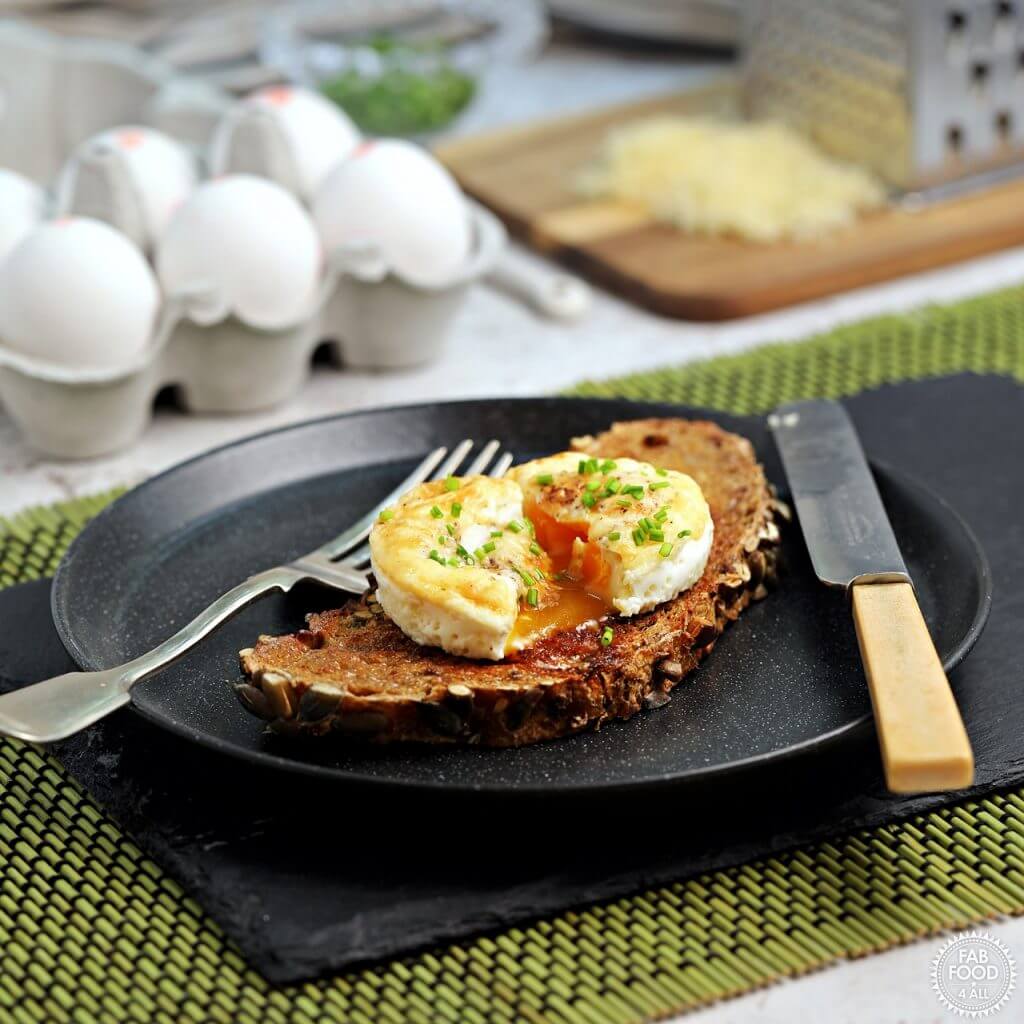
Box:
[236,418,787,746]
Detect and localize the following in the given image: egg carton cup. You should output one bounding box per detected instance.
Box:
[0,201,505,458]
[0,20,230,183]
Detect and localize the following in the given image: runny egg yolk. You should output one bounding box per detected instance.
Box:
[505,501,612,652]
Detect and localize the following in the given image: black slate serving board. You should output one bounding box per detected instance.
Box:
[1,373,1021,984]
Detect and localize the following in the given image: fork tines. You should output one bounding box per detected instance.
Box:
[340,439,513,569]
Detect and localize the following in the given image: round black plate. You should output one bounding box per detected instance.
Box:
[51,398,991,795]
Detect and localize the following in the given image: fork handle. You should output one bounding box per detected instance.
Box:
[0,568,292,744]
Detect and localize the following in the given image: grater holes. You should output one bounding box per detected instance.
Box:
[947,9,969,60]
[996,110,1014,141]
[947,124,965,156]
[993,2,1018,46]
[970,60,991,93]
[948,9,968,34]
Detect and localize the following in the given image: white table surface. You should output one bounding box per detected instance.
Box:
[2,36,1022,1023]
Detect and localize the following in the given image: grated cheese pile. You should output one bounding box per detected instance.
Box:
[575,116,886,243]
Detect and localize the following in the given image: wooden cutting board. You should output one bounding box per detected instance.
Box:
[435,79,1024,320]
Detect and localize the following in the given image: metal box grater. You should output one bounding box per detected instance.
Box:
[742,0,1024,195]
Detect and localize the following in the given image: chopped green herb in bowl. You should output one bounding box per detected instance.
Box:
[318,39,476,136]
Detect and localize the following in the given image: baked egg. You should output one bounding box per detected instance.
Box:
[369,454,713,660]
[370,475,555,661]
[507,452,713,617]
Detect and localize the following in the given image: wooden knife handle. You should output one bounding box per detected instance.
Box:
[851,581,974,794]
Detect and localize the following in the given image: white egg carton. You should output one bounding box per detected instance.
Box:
[0,21,512,459]
[0,203,504,457]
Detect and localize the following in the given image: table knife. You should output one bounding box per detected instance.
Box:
[769,399,974,793]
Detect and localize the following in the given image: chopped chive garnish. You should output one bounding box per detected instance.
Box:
[483,541,497,554]
[474,547,486,561]
[507,521,522,533]
[623,485,645,499]
[446,523,456,536]
[578,459,587,474]
[526,587,539,608]
[378,508,395,522]
[654,509,669,523]
[456,544,473,562]
[430,505,443,519]
[451,502,462,518]
[585,480,601,492]
[490,530,503,538]
[617,498,632,508]
[649,529,665,542]
[534,567,547,580]
[600,459,617,473]
[656,468,668,477]
[632,529,645,546]
[677,529,692,539]
[641,518,656,531]
[581,491,597,509]
[438,535,446,545]
[600,626,614,646]
[447,557,460,567]
[444,477,460,492]
[535,473,554,485]
[608,531,621,541]
[530,541,542,556]
[515,567,536,586]
[428,549,444,564]
[603,478,621,495]
[659,542,673,558]
[649,481,670,491]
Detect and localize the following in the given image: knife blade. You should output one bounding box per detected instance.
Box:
[769,398,973,794]
[768,399,910,589]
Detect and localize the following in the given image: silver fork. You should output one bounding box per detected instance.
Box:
[0,439,514,744]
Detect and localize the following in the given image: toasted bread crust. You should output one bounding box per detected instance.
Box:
[236,418,786,746]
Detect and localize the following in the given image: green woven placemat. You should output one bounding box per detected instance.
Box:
[3,286,1024,1024]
